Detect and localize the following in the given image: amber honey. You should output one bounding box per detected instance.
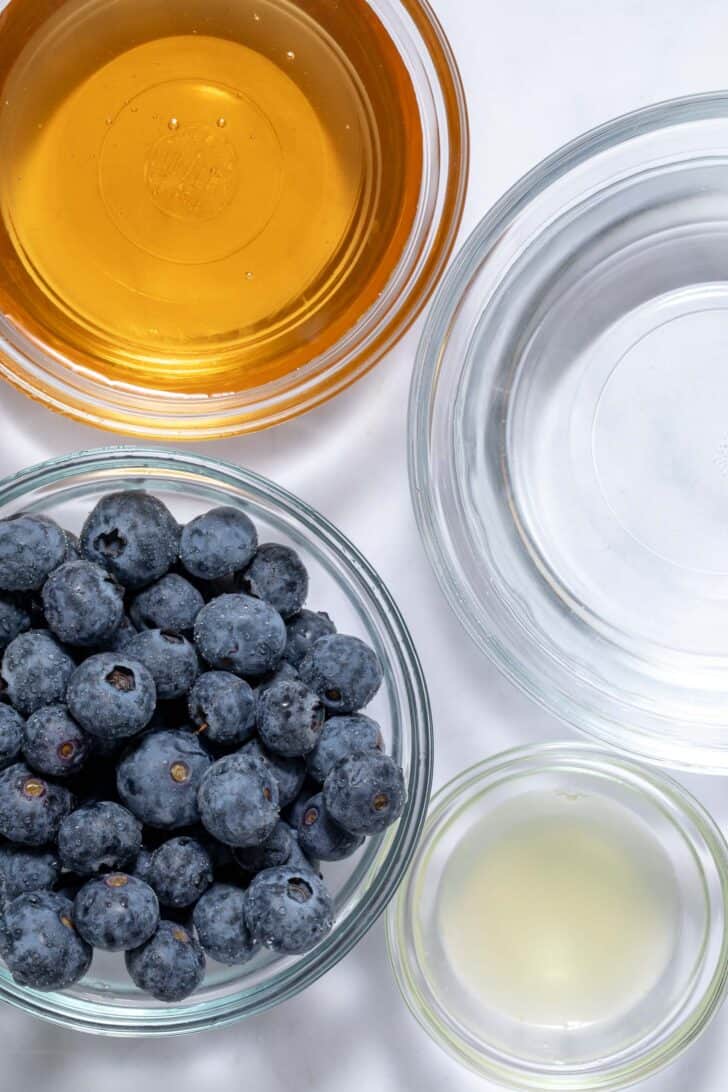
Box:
[0,0,423,395]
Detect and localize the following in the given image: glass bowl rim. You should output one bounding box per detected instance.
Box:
[386,740,728,1091]
[0,0,469,440]
[409,89,728,774]
[0,445,433,1035]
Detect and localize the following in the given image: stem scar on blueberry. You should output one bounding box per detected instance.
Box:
[106,666,136,692]
[94,529,125,558]
[194,722,208,735]
[60,914,75,931]
[325,688,341,702]
[105,874,128,888]
[170,761,190,783]
[373,793,389,812]
[303,806,319,827]
[22,777,46,799]
[57,741,76,760]
[287,877,313,903]
[172,927,190,943]
[262,786,272,801]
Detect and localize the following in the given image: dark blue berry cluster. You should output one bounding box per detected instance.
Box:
[0,493,404,1002]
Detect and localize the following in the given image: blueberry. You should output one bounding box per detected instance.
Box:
[0,514,67,592]
[67,653,156,739]
[0,705,23,769]
[0,845,60,902]
[194,594,286,678]
[0,891,92,990]
[188,825,233,872]
[198,752,279,848]
[62,530,82,561]
[0,763,74,844]
[283,778,320,830]
[130,574,205,634]
[255,660,299,700]
[257,679,325,758]
[286,825,320,875]
[244,866,333,955]
[307,714,384,783]
[0,595,30,652]
[299,634,383,715]
[297,792,364,861]
[180,506,258,582]
[192,884,258,966]
[20,595,47,632]
[324,752,405,836]
[242,738,306,808]
[148,837,213,908]
[187,671,256,748]
[58,801,142,875]
[132,847,154,885]
[81,491,180,590]
[104,614,138,652]
[42,561,124,647]
[74,873,159,951]
[244,544,308,620]
[283,610,336,668]
[233,820,295,874]
[117,729,212,829]
[124,630,199,701]
[2,631,75,715]
[23,705,90,777]
[125,920,205,1001]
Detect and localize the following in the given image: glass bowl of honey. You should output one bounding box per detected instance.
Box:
[0,0,467,439]
[0,447,433,1033]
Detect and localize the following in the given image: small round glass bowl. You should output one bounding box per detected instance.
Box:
[387,743,728,1091]
[0,447,432,1035]
[0,0,467,440]
[411,92,728,773]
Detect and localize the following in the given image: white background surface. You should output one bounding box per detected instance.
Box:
[1,0,728,1088]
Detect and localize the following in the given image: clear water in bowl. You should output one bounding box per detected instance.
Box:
[504,160,728,659]
[413,99,728,766]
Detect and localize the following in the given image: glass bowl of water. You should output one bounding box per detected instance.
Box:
[410,91,728,772]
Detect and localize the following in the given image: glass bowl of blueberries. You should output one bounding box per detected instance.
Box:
[0,447,431,1034]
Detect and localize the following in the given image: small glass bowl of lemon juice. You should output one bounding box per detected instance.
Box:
[387,743,728,1090]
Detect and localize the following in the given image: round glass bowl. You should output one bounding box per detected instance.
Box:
[411,92,728,773]
[0,447,432,1034]
[0,0,467,440]
[387,743,728,1091]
